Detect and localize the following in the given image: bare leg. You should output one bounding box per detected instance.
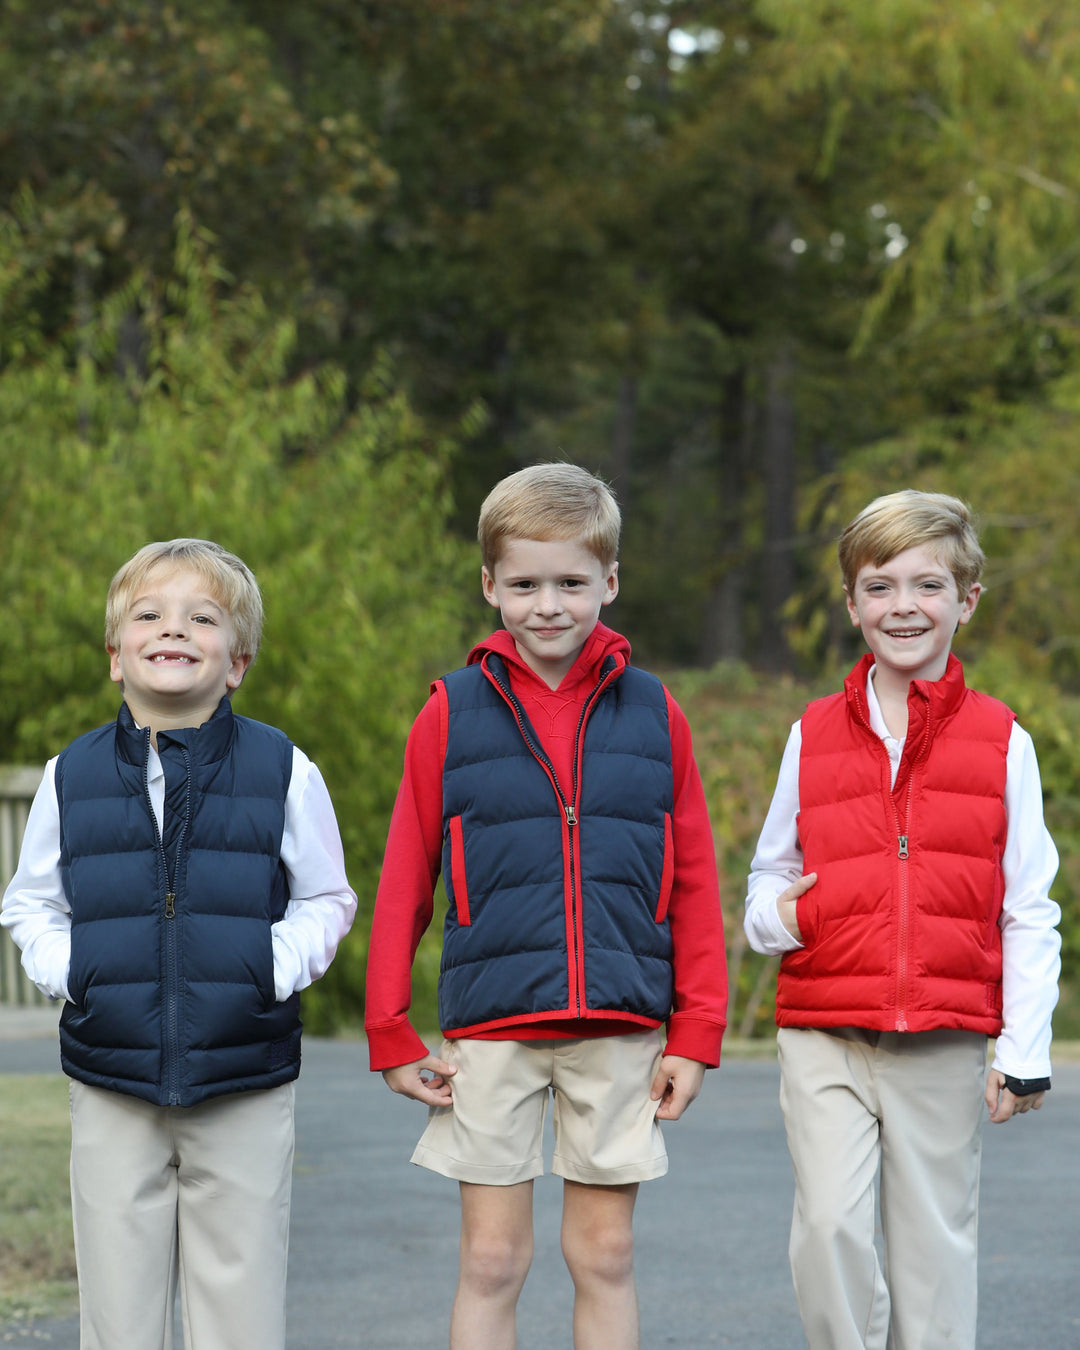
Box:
[450,1180,534,1350]
[560,1180,640,1350]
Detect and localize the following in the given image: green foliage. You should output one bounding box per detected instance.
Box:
[789,383,1080,689]
[0,0,391,344]
[0,217,474,1028]
[0,1076,76,1323]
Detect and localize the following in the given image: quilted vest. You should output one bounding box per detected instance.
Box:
[776,653,1014,1034]
[56,697,301,1106]
[438,653,675,1034]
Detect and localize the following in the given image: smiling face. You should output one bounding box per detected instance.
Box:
[845,543,981,691]
[107,564,251,733]
[481,536,619,688]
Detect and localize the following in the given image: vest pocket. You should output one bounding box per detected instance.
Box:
[654,813,674,923]
[448,815,471,926]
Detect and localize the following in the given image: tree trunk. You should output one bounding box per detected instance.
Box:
[610,372,637,505]
[699,367,752,665]
[758,344,796,673]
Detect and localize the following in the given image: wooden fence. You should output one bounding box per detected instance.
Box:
[0,766,47,1006]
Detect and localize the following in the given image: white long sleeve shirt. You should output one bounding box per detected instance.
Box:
[745,666,1061,1080]
[2,742,357,1006]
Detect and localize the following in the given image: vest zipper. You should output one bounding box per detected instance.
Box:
[485,656,620,1017]
[851,684,932,1034]
[890,695,933,1033]
[144,733,191,1106]
[892,793,914,1032]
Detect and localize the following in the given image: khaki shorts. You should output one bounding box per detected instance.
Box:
[411,1029,669,1186]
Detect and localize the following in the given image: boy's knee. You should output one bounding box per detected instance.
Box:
[562,1222,635,1287]
[459,1229,533,1298]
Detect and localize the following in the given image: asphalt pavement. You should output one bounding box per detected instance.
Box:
[2,1012,1078,1348]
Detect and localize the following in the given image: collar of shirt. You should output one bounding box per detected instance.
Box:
[864,664,904,787]
[131,719,166,833]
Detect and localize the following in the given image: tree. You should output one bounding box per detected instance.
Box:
[0,0,391,355]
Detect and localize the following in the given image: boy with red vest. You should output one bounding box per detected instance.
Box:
[366,463,727,1349]
[745,491,1060,1350]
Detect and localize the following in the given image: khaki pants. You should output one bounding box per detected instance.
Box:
[777,1027,987,1350]
[69,1079,295,1350]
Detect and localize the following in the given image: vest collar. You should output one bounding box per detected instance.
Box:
[844,651,968,762]
[115,695,236,766]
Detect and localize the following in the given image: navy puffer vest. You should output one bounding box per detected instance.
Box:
[438,654,675,1033]
[56,697,300,1106]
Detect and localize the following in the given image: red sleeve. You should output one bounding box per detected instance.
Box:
[662,688,728,1066]
[364,688,447,1070]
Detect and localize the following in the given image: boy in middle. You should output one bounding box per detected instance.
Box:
[365,463,727,1349]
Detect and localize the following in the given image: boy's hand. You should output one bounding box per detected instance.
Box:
[382,1053,457,1108]
[985,1068,1045,1124]
[776,872,817,942]
[651,1055,706,1121]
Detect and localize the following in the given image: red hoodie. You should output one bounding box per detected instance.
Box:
[365,622,727,1070]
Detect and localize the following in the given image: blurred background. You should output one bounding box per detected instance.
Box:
[1,0,1078,1036]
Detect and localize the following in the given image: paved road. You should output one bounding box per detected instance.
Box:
[2,1018,1078,1348]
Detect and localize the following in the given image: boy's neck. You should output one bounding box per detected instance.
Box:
[125,696,224,748]
[868,666,911,741]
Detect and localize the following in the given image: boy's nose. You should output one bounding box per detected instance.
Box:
[534,586,563,613]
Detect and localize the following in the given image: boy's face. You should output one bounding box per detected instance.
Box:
[845,543,980,686]
[482,536,618,687]
[107,565,250,729]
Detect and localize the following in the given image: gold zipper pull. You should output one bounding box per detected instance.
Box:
[165,893,176,918]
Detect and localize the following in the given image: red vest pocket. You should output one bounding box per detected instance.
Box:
[448,814,471,925]
[655,812,674,923]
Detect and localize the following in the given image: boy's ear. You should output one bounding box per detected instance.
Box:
[481,565,501,611]
[107,645,124,686]
[601,561,619,607]
[844,586,860,627]
[226,653,253,691]
[957,582,982,626]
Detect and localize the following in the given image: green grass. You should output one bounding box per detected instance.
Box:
[0,1075,77,1324]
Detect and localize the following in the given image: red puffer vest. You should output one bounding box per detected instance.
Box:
[776,653,1014,1034]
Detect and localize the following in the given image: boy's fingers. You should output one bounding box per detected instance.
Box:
[651,1057,705,1119]
[420,1081,454,1107]
[988,1092,1016,1124]
[655,1086,688,1120]
[425,1058,456,1078]
[649,1063,672,1101]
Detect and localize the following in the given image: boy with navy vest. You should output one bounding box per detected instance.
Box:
[365,463,728,1349]
[745,491,1060,1350]
[1,539,356,1350]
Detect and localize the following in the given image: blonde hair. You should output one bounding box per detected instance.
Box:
[105,539,263,660]
[838,491,984,597]
[477,463,621,571]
